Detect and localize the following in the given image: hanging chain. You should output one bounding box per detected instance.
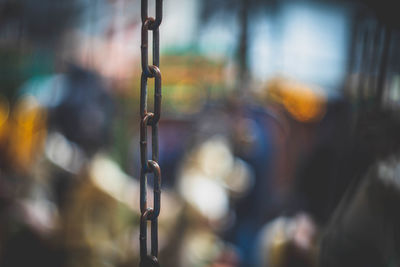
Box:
[139,0,163,266]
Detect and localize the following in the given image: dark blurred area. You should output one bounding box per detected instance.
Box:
[1,0,400,266]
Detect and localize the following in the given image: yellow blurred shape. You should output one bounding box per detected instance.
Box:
[0,95,10,141]
[8,95,47,172]
[266,78,326,123]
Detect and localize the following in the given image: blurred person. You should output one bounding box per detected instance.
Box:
[0,1,143,266]
[0,61,186,267]
[252,77,360,267]
[0,61,118,267]
[226,101,282,266]
[253,65,400,267]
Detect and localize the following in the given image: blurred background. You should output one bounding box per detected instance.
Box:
[1,0,400,266]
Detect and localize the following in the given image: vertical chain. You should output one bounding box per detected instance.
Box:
[139,0,163,266]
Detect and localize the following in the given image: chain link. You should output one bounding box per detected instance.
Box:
[139,0,163,266]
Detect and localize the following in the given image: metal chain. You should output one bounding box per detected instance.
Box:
[139,0,163,266]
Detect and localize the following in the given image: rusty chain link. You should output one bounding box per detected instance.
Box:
[139,0,163,266]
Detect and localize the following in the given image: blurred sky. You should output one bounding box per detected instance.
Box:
[160,0,351,91]
[75,0,352,93]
